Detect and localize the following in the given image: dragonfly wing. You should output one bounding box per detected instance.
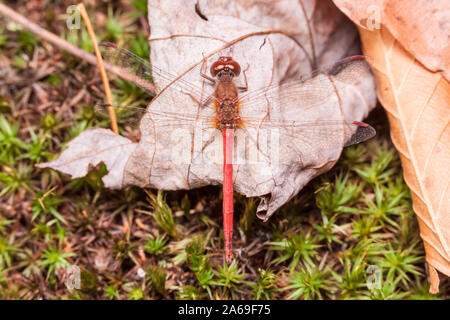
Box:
[239,56,371,117]
[95,104,215,131]
[97,43,218,133]
[103,76,221,189]
[95,104,146,129]
[99,43,210,103]
[344,121,376,147]
[236,56,375,168]
[125,111,221,189]
[239,120,375,167]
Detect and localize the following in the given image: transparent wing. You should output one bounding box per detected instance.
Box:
[242,119,375,147]
[96,49,375,168]
[96,103,375,168]
[239,56,369,115]
[233,55,375,166]
[99,42,210,103]
[95,104,214,129]
[235,119,375,167]
[95,104,374,145]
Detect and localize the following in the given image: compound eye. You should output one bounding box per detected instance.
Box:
[210,61,224,76]
[226,61,241,76]
[210,57,241,76]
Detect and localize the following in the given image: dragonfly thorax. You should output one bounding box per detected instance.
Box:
[216,100,241,130]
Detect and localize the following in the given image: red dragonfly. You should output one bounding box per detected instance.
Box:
[97,42,375,262]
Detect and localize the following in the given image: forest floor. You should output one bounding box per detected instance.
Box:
[0,0,447,299]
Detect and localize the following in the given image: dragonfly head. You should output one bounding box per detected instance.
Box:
[211,56,241,78]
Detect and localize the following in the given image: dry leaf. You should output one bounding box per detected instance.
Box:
[332,0,450,293]
[37,0,376,220]
[333,0,450,81]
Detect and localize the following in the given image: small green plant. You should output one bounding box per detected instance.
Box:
[145,190,179,239]
[31,220,58,244]
[129,34,150,60]
[375,243,422,286]
[112,78,149,106]
[105,285,119,300]
[105,6,126,40]
[68,118,91,139]
[176,285,207,300]
[351,216,382,240]
[148,266,166,296]
[312,213,342,248]
[19,128,52,164]
[44,74,61,87]
[0,235,18,269]
[17,30,38,52]
[144,234,168,256]
[0,216,13,234]
[284,262,335,300]
[40,113,59,132]
[213,260,246,298]
[39,245,76,278]
[113,239,136,262]
[364,277,409,300]
[332,254,368,299]
[0,163,33,197]
[361,184,407,228]
[408,281,441,300]
[341,239,386,263]
[315,172,361,215]
[70,163,107,192]
[0,27,8,47]
[128,286,144,300]
[196,268,214,293]
[270,231,321,271]
[185,236,214,296]
[354,146,397,185]
[0,115,28,164]
[249,269,278,300]
[342,143,369,166]
[133,0,148,14]
[64,27,93,52]
[31,188,66,224]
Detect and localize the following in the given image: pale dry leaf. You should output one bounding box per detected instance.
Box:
[38,128,138,185]
[333,0,450,81]
[333,0,449,294]
[362,26,449,293]
[37,0,376,220]
[328,6,450,294]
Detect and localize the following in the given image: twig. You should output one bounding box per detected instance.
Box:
[77,3,118,134]
[0,4,105,79]
[0,3,156,94]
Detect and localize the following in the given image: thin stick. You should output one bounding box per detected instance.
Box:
[0,3,156,95]
[77,3,118,134]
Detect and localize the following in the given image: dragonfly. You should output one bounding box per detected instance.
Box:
[97,42,376,262]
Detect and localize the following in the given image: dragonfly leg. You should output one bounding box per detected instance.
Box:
[200,95,216,109]
[200,53,216,84]
[185,92,202,105]
[185,90,214,109]
[237,63,249,92]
